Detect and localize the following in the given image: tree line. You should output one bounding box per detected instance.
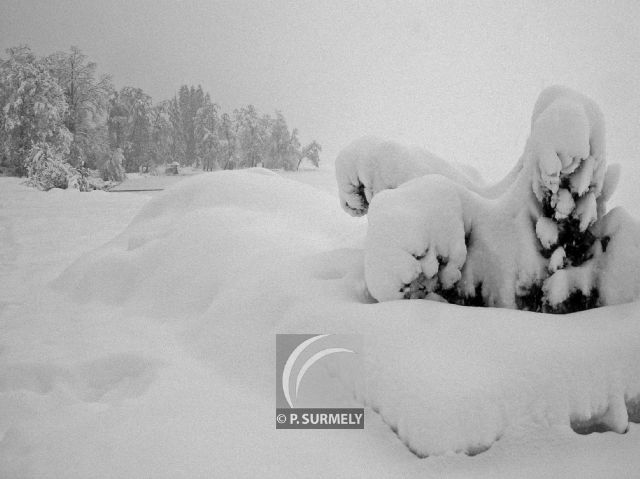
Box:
[0,45,321,188]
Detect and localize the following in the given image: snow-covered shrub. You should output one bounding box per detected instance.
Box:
[343,86,640,313]
[24,143,89,191]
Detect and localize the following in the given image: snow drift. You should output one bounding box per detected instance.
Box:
[54,168,364,317]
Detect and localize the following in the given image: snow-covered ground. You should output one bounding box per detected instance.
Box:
[1,169,640,478]
[108,167,203,193]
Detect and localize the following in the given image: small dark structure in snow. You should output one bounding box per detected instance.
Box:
[165,162,180,175]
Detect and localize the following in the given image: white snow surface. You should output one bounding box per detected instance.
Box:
[536,216,559,249]
[2,171,640,477]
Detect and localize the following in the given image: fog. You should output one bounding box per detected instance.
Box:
[2,0,639,206]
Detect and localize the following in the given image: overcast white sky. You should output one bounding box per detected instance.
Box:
[2,0,640,206]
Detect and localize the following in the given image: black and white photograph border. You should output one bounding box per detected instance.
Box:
[1,1,640,478]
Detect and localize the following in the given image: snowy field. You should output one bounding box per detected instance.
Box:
[1,166,640,478]
[108,167,204,193]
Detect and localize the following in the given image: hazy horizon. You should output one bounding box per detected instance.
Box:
[2,0,640,206]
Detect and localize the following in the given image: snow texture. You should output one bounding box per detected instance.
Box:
[364,175,469,302]
[536,216,559,249]
[334,136,517,217]
[55,168,362,316]
[548,246,566,273]
[2,170,640,476]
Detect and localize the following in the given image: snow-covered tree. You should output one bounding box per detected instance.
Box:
[177,85,206,166]
[218,112,238,169]
[167,96,186,165]
[343,86,624,314]
[258,113,321,170]
[108,87,152,172]
[149,100,176,167]
[265,112,292,169]
[297,140,322,170]
[101,147,126,182]
[25,142,88,191]
[285,128,302,170]
[1,46,321,178]
[45,46,113,168]
[236,105,266,168]
[194,97,220,171]
[0,46,71,175]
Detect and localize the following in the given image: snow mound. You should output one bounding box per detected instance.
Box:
[353,301,640,457]
[53,169,364,317]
